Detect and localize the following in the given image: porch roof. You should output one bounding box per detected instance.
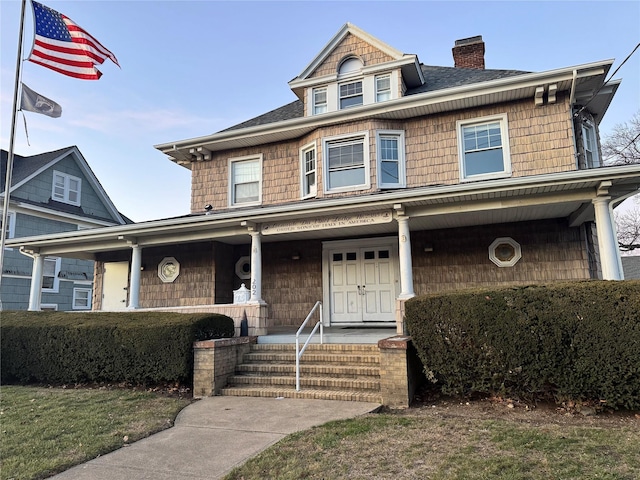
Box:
[7,165,640,259]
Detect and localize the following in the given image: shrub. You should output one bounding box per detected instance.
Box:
[0,311,234,385]
[405,281,640,409]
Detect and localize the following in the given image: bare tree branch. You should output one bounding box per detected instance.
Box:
[603,110,640,165]
[616,199,640,251]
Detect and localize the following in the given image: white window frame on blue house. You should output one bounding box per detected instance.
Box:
[42,256,61,292]
[376,130,406,189]
[2,211,16,248]
[457,114,512,182]
[73,287,92,310]
[52,170,82,206]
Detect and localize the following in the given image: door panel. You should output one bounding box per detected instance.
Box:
[328,244,397,323]
[102,261,129,311]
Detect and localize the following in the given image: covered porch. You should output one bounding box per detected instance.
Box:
[8,167,638,337]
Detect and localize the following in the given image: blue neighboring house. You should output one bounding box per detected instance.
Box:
[1,146,130,311]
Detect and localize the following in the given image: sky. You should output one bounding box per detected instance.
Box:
[1,0,639,222]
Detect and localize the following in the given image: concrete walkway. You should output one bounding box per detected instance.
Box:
[50,396,381,480]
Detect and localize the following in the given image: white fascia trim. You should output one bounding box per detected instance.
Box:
[4,199,123,227]
[292,22,404,82]
[157,60,614,156]
[361,56,419,76]
[7,164,639,252]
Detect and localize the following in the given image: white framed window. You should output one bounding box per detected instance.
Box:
[376,131,406,188]
[52,170,81,206]
[300,142,317,198]
[339,81,363,109]
[40,304,58,311]
[457,114,511,181]
[582,121,600,168]
[323,132,370,193]
[42,256,61,292]
[229,155,262,207]
[313,87,327,115]
[2,211,16,247]
[376,74,391,102]
[72,287,92,310]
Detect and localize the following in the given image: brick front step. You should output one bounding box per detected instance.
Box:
[220,343,383,403]
[219,386,383,403]
[235,363,381,378]
[229,374,380,392]
[250,344,380,353]
[242,352,380,365]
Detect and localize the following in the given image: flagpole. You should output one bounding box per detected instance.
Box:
[0,0,28,311]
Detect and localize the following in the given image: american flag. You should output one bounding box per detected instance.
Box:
[28,1,119,80]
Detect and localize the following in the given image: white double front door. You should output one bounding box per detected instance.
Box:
[323,238,399,324]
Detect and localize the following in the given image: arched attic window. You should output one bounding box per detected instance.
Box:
[338,56,364,109]
[338,56,363,76]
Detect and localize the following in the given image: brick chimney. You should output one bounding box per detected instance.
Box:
[452,36,485,69]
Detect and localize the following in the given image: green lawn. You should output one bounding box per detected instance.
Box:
[0,385,192,480]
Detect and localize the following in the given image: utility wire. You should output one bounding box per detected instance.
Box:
[574,41,640,118]
[603,130,640,164]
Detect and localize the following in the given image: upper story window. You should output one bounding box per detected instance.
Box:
[229,155,262,207]
[457,114,511,182]
[339,81,363,109]
[313,87,327,115]
[2,211,16,245]
[52,170,81,206]
[42,256,61,292]
[324,133,370,193]
[376,130,406,188]
[376,74,391,102]
[582,121,600,168]
[300,143,317,198]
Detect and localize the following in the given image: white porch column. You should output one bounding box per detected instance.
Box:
[249,229,264,303]
[397,215,415,299]
[128,244,142,309]
[593,197,623,280]
[28,253,44,311]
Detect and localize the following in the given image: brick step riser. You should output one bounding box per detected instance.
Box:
[242,354,380,365]
[236,364,380,378]
[251,345,380,353]
[220,387,383,404]
[228,375,380,392]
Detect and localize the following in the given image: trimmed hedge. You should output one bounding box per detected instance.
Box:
[0,311,234,385]
[405,281,640,409]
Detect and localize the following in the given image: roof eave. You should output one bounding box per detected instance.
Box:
[155,59,615,165]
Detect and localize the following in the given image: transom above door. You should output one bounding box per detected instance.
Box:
[322,238,399,325]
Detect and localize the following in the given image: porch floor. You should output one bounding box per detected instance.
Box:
[257,326,397,345]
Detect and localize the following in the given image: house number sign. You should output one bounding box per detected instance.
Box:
[261,211,392,235]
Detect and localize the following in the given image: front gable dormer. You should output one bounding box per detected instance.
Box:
[288,23,424,116]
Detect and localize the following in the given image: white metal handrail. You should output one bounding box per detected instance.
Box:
[295,301,323,391]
